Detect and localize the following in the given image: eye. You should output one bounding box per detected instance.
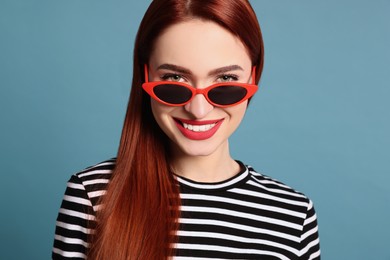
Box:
[217,74,239,82]
[161,73,184,82]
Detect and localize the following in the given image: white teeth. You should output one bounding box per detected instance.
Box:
[183,123,216,132]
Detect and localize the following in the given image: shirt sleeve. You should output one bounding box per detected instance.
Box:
[299,199,321,259]
[52,175,96,259]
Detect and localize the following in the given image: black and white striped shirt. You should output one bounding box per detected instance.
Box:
[53,159,320,259]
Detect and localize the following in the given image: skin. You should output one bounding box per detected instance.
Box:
[148,19,253,182]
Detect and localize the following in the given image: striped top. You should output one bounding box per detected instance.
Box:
[52,159,320,259]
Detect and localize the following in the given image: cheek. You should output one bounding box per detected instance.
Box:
[224,103,248,132]
[150,100,175,129]
[151,100,165,124]
[150,100,162,118]
[227,102,248,120]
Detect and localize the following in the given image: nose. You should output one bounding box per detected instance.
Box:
[184,93,214,119]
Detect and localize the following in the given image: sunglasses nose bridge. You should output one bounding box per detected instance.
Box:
[192,87,209,101]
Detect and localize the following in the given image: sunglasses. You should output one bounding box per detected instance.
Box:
[142,64,258,107]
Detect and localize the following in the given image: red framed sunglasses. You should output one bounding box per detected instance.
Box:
[142,64,258,107]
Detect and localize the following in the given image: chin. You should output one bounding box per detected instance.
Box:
[172,138,227,158]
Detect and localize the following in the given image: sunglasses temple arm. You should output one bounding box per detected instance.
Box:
[144,64,149,83]
[251,66,256,85]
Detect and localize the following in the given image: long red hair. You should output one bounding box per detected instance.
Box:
[88,0,264,259]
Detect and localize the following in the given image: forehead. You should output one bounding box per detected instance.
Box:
[149,19,251,73]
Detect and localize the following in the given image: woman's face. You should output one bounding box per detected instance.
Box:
[148,19,252,157]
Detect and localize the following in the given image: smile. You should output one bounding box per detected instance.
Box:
[183,122,216,132]
[174,118,224,140]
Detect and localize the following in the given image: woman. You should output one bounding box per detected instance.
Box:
[53,0,321,259]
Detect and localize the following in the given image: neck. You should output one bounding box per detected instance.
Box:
[170,142,240,183]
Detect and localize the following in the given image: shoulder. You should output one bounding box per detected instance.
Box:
[242,164,314,213]
[73,157,116,186]
[53,159,116,259]
[68,158,116,208]
[243,166,321,257]
[74,158,116,184]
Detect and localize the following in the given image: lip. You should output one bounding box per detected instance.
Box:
[175,118,221,125]
[173,117,224,140]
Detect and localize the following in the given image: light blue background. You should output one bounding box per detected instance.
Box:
[0,0,389,259]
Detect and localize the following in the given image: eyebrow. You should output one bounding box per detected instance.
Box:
[208,65,244,76]
[156,63,244,76]
[157,64,192,75]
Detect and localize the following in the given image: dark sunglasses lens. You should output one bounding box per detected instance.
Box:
[153,84,192,104]
[208,86,248,105]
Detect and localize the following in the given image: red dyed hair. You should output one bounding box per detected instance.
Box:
[88,0,264,259]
